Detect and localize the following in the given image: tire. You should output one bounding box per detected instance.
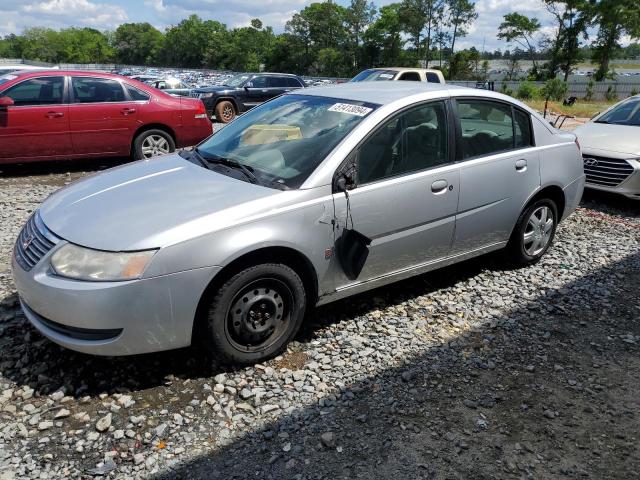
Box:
[133,129,175,160]
[507,198,558,266]
[215,100,236,123]
[203,263,307,365]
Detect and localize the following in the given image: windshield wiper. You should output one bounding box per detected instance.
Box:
[194,148,262,185]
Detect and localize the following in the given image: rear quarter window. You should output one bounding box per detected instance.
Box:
[125,84,151,101]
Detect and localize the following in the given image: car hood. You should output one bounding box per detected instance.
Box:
[573,122,640,156]
[39,155,282,251]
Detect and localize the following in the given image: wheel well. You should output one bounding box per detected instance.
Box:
[214,98,238,113]
[529,185,566,220]
[192,247,319,341]
[130,124,176,155]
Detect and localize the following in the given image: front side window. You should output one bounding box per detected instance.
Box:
[357,101,449,184]
[2,76,64,106]
[195,94,378,189]
[457,100,514,159]
[250,76,268,88]
[596,97,640,126]
[72,77,126,103]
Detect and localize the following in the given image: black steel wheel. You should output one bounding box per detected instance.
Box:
[203,263,306,364]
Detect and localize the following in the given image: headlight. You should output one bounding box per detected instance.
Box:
[50,244,157,281]
[199,93,214,99]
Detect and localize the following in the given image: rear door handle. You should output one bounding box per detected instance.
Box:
[45,111,64,118]
[515,159,527,171]
[121,108,136,115]
[431,179,449,194]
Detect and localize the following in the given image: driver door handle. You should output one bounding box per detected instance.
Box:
[45,111,64,118]
[515,159,527,171]
[431,179,449,194]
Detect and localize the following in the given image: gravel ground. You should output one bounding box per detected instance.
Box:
[0,161,638,480]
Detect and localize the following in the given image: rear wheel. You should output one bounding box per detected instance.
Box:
[507,199,558,266]
[203,263,306,365]
[215,100,236,123]
[133,129,175,160]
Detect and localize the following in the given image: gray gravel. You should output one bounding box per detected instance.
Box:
[0,164,638,479]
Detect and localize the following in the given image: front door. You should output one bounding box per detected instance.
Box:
[451,98,541,254]
[332,100,459,285]
[0,76,72,162]
[242,76,274,109]
[68,76,139,156]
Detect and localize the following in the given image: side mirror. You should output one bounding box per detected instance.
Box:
[244,82,253,89]
[333,165,356,193]
[0,96,14,108]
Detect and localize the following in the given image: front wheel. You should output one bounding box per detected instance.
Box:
[133,129,175,160]
[507,199,558,266]
[203,263,307,365]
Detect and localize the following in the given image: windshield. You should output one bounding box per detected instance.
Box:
[596,97,640,126]
[196,94,378,188]
[224,74,252,87]
[350,69,398,82]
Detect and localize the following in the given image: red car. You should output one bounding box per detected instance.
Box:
[0,70,212,164]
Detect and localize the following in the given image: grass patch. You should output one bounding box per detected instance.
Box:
[522,99,615,118]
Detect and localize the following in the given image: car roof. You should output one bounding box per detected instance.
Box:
[370,67,443,73]
[7,70,124,80]
[295,82,463,105]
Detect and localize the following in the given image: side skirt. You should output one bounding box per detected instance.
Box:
[316,241,507,306]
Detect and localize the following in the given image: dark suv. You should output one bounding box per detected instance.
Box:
[191,73,306,123]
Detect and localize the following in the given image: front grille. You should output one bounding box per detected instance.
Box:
[583,155,634,187]
[14,212,59,271]
[189,91,201,98]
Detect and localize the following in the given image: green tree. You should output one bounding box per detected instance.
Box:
[544,0,590,81]
[447,0,477,56]
[591,0,640,80]
[345,0,376,69]
[114,23,164,65]
[362,3,406,67]
[399,0,445,66]
[163,15,226,67]
[497,13,541,76]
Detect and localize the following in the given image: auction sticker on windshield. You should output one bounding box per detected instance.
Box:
[328,103,373,116]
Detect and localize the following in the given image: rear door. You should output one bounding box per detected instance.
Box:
[68,76,139,156]
[0,75,72,162]
[451,98,540,254]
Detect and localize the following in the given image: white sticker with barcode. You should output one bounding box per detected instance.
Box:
[328,103,373,116]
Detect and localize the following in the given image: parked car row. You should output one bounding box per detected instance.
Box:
[0,70,212,164]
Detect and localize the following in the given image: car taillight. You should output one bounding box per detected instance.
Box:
[194,100,207,119]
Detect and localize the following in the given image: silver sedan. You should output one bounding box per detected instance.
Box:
[12,83,585,364]
[573,95,640,199]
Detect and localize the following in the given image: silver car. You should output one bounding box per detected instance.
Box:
[12,83,585,364]
[573,95,640,199]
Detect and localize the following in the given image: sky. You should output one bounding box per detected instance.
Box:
[0,0,573,52]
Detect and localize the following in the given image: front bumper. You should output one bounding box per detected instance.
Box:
[12,244,220,356]
[583,153,640,199]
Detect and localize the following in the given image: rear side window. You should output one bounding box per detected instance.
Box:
[398,72,421,81]
[72,77,126,103]
[3,76,64,106]
[125,84,150,101]
[426,73,441,83]
[267,77,288,88]
[457,100,514,159]
[514,109,533,148]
